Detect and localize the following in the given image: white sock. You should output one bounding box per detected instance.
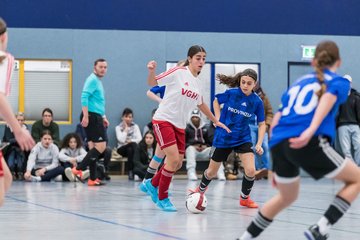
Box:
[240,191,248,199]
[239,231,253,240]
[317,217,331,235]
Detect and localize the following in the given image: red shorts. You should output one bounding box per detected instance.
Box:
[0,151,3,177]
[152,120,185,154]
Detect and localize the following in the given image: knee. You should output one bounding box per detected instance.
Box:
[244,167,256,177]
[166,156,181,168]
[96,145,106,153]
[129,142,138,149]
[351,174,360,191]
[128,142,138,153]
[176,161,183,171]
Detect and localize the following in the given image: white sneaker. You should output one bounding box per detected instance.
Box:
[65,168,75,182]
[187,170,198,181]
[217,164,226,181]
[134,174,141,181]
[30,176,41,182]
[217,173,226,181]
[54,175,63,182]
[82,170,90,180]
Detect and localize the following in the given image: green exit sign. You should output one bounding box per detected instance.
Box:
[301,45,316,60]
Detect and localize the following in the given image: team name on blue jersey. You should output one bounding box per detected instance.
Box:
[213,88,265,148]
[270,69,350,147]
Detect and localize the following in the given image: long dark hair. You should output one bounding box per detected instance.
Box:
[313,41,340,98]
[139,131,156,150]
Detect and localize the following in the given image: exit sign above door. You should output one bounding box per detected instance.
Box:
[301,45,316,61]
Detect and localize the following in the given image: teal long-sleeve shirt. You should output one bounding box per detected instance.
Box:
[81,73,105,116]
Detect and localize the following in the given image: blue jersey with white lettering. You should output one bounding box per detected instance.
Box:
[269,69,350,147]
[149,85,166,99]
[213,88,265,148]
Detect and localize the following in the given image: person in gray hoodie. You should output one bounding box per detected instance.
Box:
[185,108,225,180]
[24,130,64,182]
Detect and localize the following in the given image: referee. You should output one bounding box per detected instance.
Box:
[72,59,109,186]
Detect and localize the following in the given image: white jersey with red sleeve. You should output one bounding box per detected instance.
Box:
[153,66,203,129]
[0,51,14,96]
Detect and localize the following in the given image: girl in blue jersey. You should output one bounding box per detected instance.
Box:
[191,68,266,209]
[239,41,360,240]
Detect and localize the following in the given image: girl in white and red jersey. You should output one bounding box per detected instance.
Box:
[143,45,230,211]
[0,18,35,207]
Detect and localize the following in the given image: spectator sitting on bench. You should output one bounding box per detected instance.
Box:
[115,108,142,180]
[133,130,157,180]
[2,112,30,181]
[31,108,60,147]
[185,108,225,181]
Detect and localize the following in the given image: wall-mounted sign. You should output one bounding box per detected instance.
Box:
[301,45,316,61]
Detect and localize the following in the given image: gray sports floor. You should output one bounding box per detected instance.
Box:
[1,176,359,240]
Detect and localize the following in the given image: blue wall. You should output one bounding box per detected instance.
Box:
[4,28,360,147]
[1,0,360,36]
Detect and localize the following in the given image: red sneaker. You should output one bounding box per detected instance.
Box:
[71,167,85,183]
[95,178,105,185]
[88,179,103,186]
[240,197,258,208]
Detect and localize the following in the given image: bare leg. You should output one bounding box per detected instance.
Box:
[0,156,12,207]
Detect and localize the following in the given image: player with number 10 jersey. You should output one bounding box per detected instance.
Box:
[270,69,350,148]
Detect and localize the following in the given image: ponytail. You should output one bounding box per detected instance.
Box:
[313,41,340,98]
[216,72,241,88]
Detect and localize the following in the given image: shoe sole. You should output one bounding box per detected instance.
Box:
[156,203,177,212]
[304,230,315,240]
[74,174,85,183]
[65,168,75,182]
[240,201,259,208]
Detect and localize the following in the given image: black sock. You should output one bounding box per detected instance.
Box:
[199,170,211,192]
[247,211,273,238]
[77,148,101,171]
[78,148,101,180]
[144,166,157,180]
[89,160,97,180]
[241,174,255,198]
[324,195,350,225]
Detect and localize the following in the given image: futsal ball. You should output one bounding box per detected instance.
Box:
[186,192,207,213]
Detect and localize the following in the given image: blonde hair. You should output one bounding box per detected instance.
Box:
[15,112,25,118]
